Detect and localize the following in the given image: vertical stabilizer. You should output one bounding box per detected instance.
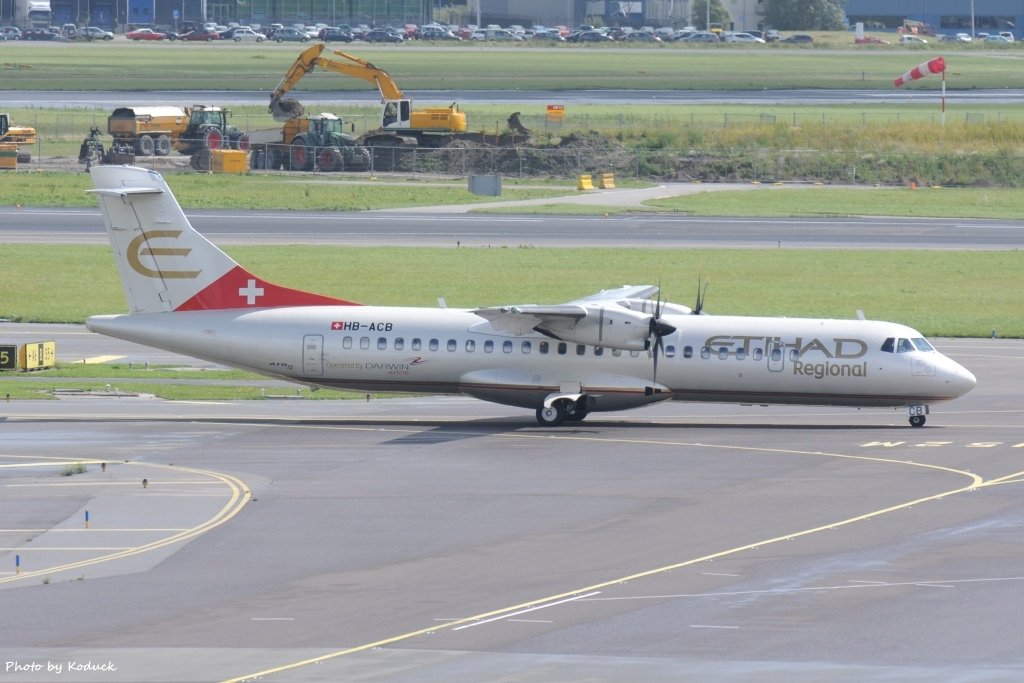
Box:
[89,166,358,313]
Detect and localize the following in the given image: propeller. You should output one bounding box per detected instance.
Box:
[693,275,710,315]
[646,286,677,396]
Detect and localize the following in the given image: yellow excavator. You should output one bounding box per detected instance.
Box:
[269,44,529,147]
[269,44,467,142]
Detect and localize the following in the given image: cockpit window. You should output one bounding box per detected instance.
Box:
[881,337,895,353]
[897,338,914,353]
[912,338,935,352]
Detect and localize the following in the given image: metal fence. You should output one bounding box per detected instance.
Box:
[19,138,1024,187]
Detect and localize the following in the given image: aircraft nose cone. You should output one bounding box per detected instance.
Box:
[953,365,977,397]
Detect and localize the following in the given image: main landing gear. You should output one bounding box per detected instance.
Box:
[535,397,589,427]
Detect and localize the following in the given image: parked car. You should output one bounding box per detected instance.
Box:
[899,34,927,44]
[231,27,266,41]
[22,27,66,40]
[419,26,459,40]
[680,31,720,42]
[985,34,1013,44]
[623,31,662,43]
[780,33,814,43]
[998,31,1015,42]
[0,26,22,40]
[725,32,766,43]
[320,27,354,41]
[272,27,308,42]
[364,28,403,42]
[572,30,613,42]
[126,27,168,40]
[81,25,114,40]
[179,29,222,41]
[531,29,565,42]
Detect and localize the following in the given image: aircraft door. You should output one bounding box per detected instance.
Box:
[302,334,324,377]
[767,341,785,372]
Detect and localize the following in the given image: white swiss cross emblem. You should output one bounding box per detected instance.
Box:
[238,279,265,305]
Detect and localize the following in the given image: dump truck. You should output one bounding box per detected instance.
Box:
[248,113,371,172]
[0,112,36,163]
[80,105,249,169]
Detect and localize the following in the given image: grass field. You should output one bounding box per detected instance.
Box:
[1,245,1020,337]
[3,42,1024,91]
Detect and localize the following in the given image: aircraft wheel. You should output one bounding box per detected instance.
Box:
[564,407,588,422]
[909,415,926,428]
[536,402,567,427]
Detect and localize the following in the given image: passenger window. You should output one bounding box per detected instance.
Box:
[612,348,622,357]
[394,337,404,350]
[412,338,421,351]
[881,337,895,353]
[343,336,353,350]
[683,345,693,359]
[557,343,567,355]
[594,347,604,356]
[377,337,387,350]
[736,348,746,360]
[718,347,728,360]
[484,340,494,353]
[447,339,457,352]
[665,345,676,358]
[503,340,513,353]
[360,337,370,350]
[897,338,914,353]
[539,341,548,354]
[466,340,475,352]
[700,346,711,360]
[576,344,586,356]
[753,348,763,361]
[771,347,782,361]
[429,339,439,351]
[789,348,799,361]
[630,350,640,358]
[522,341,531,354]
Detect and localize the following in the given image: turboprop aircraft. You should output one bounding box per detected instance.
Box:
[86,166,976,427]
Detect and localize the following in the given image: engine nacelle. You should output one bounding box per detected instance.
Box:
[535,306,653,351]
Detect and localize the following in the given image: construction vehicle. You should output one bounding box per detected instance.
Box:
[79,105,249,170]
[248,112,371,171]
[269,44,530,150]
[0,112,36,163]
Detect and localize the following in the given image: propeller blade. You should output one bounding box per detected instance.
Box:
[693,275,709,315]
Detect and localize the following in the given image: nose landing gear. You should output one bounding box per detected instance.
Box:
[908,405,929,427]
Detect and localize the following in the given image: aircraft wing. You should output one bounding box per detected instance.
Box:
[471,304,586,335]
[568,285,660,303]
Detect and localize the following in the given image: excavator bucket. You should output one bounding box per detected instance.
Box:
[269,96,305,122]
[507,112,531,136]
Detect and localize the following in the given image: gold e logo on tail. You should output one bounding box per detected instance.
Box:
[127,230,201,279]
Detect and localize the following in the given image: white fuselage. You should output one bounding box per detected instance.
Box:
[87,305,976,415]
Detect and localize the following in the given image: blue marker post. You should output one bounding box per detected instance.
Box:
[85,510,90,529]
[15,554,20,574]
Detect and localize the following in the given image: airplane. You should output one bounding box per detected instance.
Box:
[85,166,976,428]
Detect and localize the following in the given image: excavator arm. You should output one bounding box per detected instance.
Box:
[269,44,407,121]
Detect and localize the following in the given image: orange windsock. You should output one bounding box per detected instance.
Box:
[894,56,946,87]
